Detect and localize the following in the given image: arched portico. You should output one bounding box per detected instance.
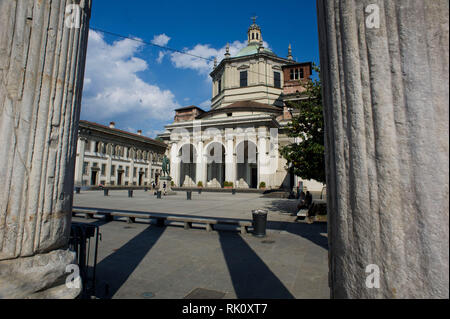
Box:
[236,140,258,188]
[205,142,226,187]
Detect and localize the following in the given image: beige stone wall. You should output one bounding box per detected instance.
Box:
[212,58,285,109]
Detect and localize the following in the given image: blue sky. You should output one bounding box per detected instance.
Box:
[80,0,320,137]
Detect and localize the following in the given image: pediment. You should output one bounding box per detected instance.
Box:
[237,64,250,70]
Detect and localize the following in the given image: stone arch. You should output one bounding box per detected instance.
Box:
[236,140,258,188]
[205,142,226,188]
[178,143,197,187]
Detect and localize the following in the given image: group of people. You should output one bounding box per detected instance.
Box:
[150,181,167,195]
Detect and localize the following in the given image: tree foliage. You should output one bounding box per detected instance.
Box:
[280,64,325,184]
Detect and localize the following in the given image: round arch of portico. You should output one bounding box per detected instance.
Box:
[177,143,197,187]
[235,140,259,189]
[204,141,226,188]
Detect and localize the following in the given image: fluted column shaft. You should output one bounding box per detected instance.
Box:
[317,0,449,298]
[0,0,92,298]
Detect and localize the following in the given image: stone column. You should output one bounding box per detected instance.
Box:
[130,157,135,186]
[148,152,153,184]
[317,0,449,298]
[75,137,86,186]
[225,129,235,185]
[195,140,205,186]
[170,142,179,186]
[106,144,112,185]
[0,0,92,298]
[258,127,269,188]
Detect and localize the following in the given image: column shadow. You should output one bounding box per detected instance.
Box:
[94,225,166,298]
[218,232,294,299]
[266,221,328,250]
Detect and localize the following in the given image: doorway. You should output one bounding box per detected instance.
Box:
[251,166,257,189]
[91,171,98,186]
[117,172,123,185]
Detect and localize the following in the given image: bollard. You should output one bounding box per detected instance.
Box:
[232,189,236,195]
[75,187,81,194]
[187,191,192,200]
[128,189,133,198]
[252,209,268,238]
[157,191,162,199]
[104,189,109,196]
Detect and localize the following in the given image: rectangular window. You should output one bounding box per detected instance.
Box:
[111,165,115,176]
[126,166,129,177]
[300,68,304,79]
[274,72,281,88]
[240,71,248,87]
[83,162,88,175]
[101,164,106,176]
[290,69,294,80]
[295,69,299,80]
[145,168,148,178]
[133,167,137,177]
[218,79,222,93]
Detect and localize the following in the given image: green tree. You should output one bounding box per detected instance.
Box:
[280,64,325,184]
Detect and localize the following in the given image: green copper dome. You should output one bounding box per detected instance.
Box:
[235,43,275,57]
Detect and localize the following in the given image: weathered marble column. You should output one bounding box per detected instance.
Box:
[225,132,235,184]
[170,142,180,186]
[317,0,449,298]
[74,137,86,186]
[0,0,92,298]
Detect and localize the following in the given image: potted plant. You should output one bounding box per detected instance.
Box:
[171,180,175,187]
[259,181,266,190]
[224,181,233,189]
[197,181,203,188]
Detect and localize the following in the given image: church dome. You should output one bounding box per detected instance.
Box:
[235,43,275,57]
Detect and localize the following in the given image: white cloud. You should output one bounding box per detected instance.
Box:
[82,30,180,123]
[156,51,166,64]
[152,34,171,64]
[169,40,270,75]
[199,99,211,109]
[151,33,171,47]
[146,129,165,138]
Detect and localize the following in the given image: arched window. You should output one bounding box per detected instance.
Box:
[256,33,259,40]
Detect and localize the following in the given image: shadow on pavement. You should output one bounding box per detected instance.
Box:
[95,225,166,298]
[218,231,295,299]
[267,221,328,250]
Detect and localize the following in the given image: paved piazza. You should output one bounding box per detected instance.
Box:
[73,190,329,299]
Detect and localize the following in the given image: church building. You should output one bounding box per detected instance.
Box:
[159,20,323,192]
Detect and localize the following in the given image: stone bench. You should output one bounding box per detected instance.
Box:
[72,209,252,234]
[166,216,252,234]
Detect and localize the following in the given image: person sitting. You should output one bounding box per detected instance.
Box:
[297,191,307,210]
[305,191,313,208]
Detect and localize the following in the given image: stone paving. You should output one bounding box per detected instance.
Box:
[72,190,329,299]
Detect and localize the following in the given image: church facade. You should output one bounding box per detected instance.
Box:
[159,21,323,192]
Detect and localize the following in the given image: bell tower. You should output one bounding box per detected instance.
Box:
[247,17,262,44]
